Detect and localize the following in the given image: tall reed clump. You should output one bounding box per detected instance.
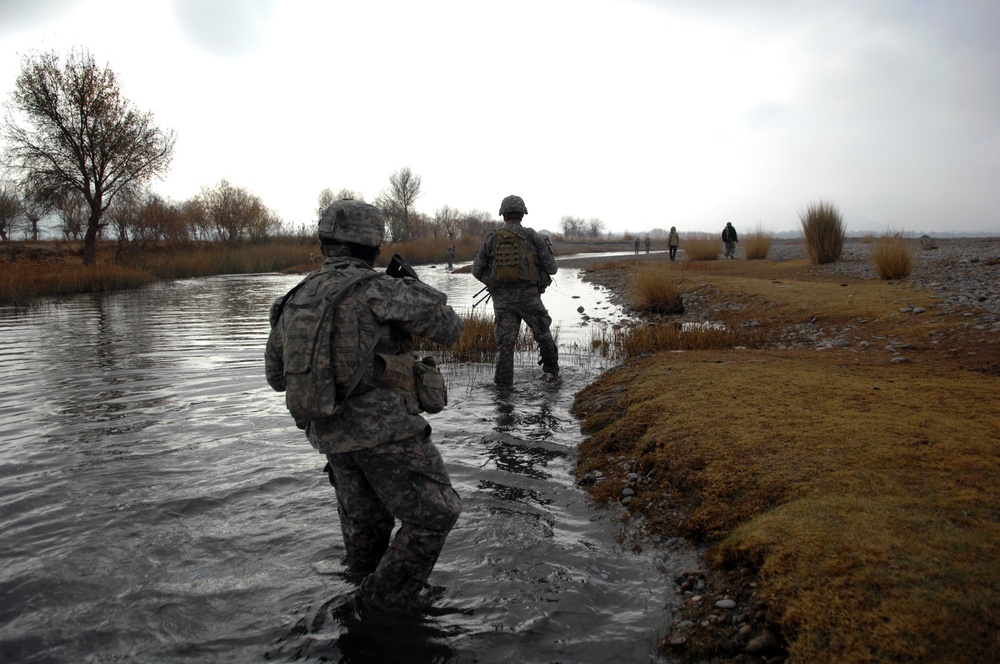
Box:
[416,308,547,363]
[742,224,774,260]
[684,233,721,261]
[871,232,914,280]
[630,266,684,314]
[800,201,845,264]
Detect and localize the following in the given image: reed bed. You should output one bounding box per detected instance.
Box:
[871,234,915,280]
[683,233,721,261]
[590,321,765,360]
[126,243,315,279]
[377,235,483,267]
[0,261,155,306]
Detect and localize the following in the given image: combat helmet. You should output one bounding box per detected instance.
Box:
[318,200,385,247]
[499,195,528,217]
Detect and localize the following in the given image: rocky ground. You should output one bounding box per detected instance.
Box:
[559,237,1000,347]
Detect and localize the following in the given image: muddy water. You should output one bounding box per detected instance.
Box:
[0,258,693,663]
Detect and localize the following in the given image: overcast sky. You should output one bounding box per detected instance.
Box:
[2,0,998,236]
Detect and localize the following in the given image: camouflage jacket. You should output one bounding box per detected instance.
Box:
[472,222,557,290]
[265,257,463,454]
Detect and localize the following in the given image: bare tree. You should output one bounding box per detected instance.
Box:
[560,215,585,240]
[586,217,606,239]
[56,192,89,241]
[0,183,21,241]
[199,179,277,245]
[433,205,460,241]
[18,185,54,241]
[316,187,365,218]
[457,209,496,239]
[376,167,421,241]
[2,48,176,264]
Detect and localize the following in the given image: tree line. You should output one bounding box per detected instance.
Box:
[1,47,624,262]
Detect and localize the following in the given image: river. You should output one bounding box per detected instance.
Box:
[0,256,695,663]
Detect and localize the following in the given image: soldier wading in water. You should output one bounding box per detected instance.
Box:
[265,201,464,614]
[473,195,559,386]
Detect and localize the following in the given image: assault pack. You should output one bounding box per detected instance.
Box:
[274,270,380,425]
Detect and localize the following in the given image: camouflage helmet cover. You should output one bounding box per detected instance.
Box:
[318,200,385,247]
[499,195,528,216]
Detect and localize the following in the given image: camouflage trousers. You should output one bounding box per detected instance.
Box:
[324,432,461,613]
[492,293,558,386]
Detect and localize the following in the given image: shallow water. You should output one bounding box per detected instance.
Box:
[0,258,693,663]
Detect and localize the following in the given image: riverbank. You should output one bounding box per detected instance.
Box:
[567,238,1000,662]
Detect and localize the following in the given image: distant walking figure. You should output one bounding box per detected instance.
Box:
[644,237,651,254]
[667,226,679,261]
[634,238,640,254]
[444,246,455,269]
[722,222,738,259]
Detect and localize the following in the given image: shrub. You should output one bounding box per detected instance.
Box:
[871,233,914,280]
[630,266,684,314]
[742,225,774,260]
[684,233,721,261]
[800,201,845,264]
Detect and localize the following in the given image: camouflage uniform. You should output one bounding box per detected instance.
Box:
[266,202,464,614]
[472,196,558,387]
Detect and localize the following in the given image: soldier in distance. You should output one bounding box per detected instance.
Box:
[472,195,559,386]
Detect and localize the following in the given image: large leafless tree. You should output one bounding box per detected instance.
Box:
[376,166,421,241]
[1,48,176,264]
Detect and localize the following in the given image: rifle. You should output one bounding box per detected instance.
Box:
[386,253,420,280]
[472,285,492,309]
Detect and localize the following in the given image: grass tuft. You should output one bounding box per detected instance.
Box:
[630,265,684,314]
[800,201,845,264]
[742,225,774,260]
[684,233,721,261]
[871,233,915,280]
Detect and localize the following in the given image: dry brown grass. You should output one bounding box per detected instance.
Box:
[684,234,721,261]
[0,259,156,306]
[378,235,483,267]
[416,308,549,363]
[871,234,915,280]
[629,264,685,314]
[573,258,1000,662]
[742,227,774,260]
[800,201,846,264]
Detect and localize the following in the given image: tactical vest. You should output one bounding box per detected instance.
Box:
[276,270,380,423]
[490,228,541,288]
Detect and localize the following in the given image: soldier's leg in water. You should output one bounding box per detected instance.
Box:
[355,434,462,612]
[324,455,394,573]
[522,297,558,375]
[493,303,521,387]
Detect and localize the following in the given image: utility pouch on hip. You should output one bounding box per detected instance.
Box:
[413,356,447,414]
[374,352,447,415]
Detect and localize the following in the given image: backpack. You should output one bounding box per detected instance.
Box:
[276,270,379,424]
[490,227,541,287]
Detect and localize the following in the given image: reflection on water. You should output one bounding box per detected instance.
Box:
[0,262,692,663]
